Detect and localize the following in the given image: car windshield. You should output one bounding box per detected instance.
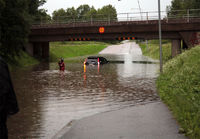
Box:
[86,58,98,62]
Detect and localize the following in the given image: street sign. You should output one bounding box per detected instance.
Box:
[99,27,105,34]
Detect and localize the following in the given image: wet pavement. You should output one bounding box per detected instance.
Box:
[58,102,186,139]
[8,41,161,138]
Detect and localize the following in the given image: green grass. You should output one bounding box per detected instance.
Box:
[156,46,200,138]
[139,40,172,63]
[8,51,39,70]
[49,41,110,62]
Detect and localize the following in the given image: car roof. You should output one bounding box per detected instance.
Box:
[87,56,105,59]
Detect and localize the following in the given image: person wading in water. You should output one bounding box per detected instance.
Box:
[58,58,65,71]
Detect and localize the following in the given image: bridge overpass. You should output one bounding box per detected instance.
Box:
[27,10,200,58]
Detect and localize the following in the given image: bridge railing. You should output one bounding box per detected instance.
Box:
[31,9,200,27]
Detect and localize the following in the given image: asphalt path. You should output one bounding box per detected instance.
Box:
[57,102,186,139]
[99,41,142,55]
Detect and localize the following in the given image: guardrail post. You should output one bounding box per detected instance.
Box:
[187,9,190,22]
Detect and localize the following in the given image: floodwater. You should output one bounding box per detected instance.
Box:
[7,42,160,139]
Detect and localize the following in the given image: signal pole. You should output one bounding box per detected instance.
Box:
[158,0,163,73]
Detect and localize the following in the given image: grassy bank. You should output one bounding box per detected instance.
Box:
[139,40,200,138]
[156,46,200,138]
[7,41,111,69]
[8,51,39,70]
[49,41,110,62]
[139,40,172,63]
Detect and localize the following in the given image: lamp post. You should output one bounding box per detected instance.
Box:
[158,0,163,73]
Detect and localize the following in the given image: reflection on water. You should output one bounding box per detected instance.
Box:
[7,53,160,139]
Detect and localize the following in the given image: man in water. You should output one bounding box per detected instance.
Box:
[0,57,19,139]
[58,58,65,71]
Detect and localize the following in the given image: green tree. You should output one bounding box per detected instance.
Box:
[51,4,118,23]
[52,8,67,22]
[0,0,30,62]
[86,6,98,21]
[167,0,200,18]
[37,9,51,24]
[0,0,46,62]
[28,0,46,15]
[76,4,91,20]
[28,0,50,24]
[65,7,77,22]
[97,5,117,21]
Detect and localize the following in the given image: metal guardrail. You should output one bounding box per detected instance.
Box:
[31,9,200,28]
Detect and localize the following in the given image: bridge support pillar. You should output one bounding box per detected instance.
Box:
[26,42,49,58]
[26,43,34,56]
[41,42,49,58]
[33,43,41,57]
[172,39,181,57]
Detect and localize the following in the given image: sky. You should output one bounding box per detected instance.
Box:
[41,0,172,16]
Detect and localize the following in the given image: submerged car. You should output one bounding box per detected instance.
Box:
[84,56,108,65]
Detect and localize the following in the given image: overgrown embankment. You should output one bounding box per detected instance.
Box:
[139,40,200,138]
[139,40,171,63]
[49,41,111,62]
[156,46,200,138]
[8,51,39,70]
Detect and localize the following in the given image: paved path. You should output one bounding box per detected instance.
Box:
[99,41,142,55]
[56,102,186,139]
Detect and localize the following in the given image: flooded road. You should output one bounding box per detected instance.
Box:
[8,42,160,139]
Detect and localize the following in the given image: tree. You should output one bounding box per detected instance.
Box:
[28,0,46,15]
[76,4,91,20]
[52,8,67,23]
[97,5,117,21]
[28,0,51,24]
[65,7,77,22]
[0,0,47,62]
[86,6,98,21]
[0,0,5,53]
[0,0,30,62]
[167,0,200,18]
[51,4,118,23]
[37,9,51,24]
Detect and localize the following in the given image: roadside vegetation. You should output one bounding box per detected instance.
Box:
[138,40,172,63]
[49,41,113,63]
[8,51,39,70]
[157,46,200,138]
[139,39,200,138]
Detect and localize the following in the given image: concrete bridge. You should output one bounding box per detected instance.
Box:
[27,11,200,58]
